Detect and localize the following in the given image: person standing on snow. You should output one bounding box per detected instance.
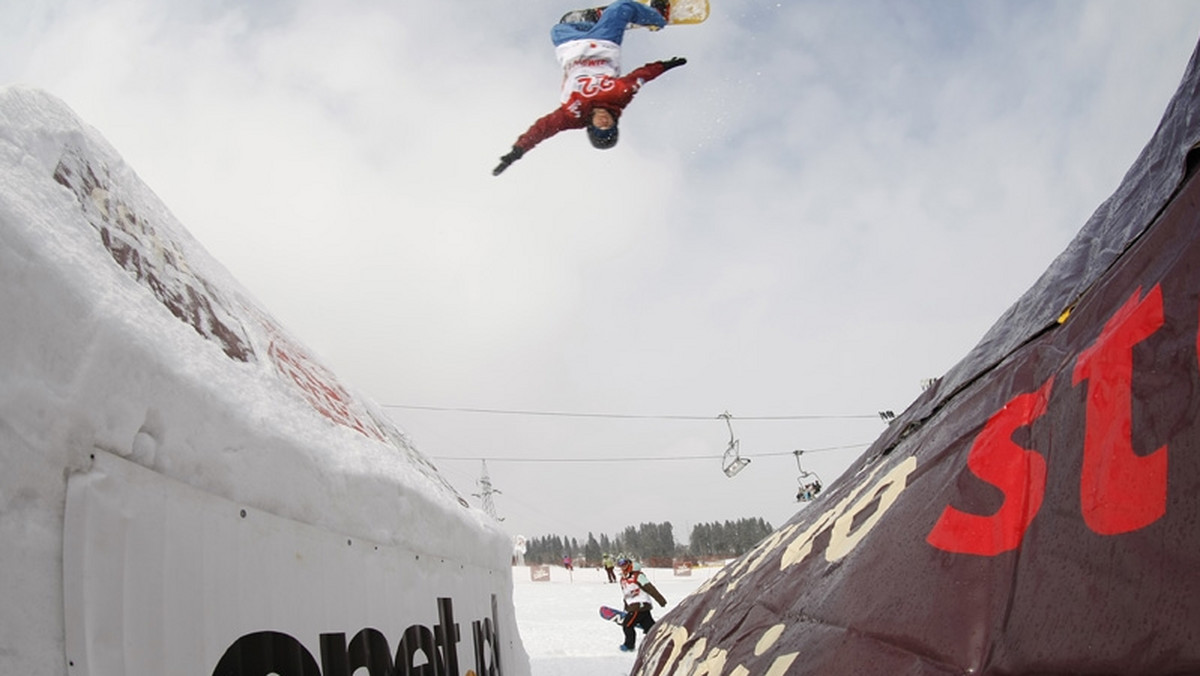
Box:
[492,0,687,175]
[616,557,667,652]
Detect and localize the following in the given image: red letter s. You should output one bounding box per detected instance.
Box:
[926,377,1054,555]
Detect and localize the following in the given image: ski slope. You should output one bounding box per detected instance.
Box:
[512,565,715,676]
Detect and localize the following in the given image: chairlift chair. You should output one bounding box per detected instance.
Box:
[793,450,822,502]
[719,412,750,478]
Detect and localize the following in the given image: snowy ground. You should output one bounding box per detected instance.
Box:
[512,564,717,676]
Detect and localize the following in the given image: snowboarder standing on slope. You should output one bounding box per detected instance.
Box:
[492,0,687,176]
[616,556,667,652]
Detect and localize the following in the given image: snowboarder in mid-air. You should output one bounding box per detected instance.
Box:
[492,0,687,176]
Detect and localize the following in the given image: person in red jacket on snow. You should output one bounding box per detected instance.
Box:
[492,0,687,176]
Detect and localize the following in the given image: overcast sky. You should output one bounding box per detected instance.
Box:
[5,0,1200,546]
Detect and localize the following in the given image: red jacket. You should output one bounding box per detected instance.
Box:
[513,61,669,152]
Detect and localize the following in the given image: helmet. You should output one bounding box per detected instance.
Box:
[586,106,620,149]
[587,122,619,150]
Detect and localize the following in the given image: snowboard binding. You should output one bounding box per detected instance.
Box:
[559,7,603,23]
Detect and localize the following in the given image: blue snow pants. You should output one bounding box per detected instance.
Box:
[551,0,666,46]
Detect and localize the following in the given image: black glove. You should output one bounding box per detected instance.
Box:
[493,147,525,176]
[662,57,687,71]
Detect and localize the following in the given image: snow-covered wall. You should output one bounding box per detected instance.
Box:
[0,86,526,675]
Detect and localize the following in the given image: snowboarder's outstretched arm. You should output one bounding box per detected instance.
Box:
[624,57,686,85]
[493,107,582,175]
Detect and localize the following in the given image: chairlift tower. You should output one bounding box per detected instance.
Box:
[473,459,503,521]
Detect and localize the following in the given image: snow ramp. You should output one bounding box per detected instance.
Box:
[0,86,527,676]
[634,37,1200,676]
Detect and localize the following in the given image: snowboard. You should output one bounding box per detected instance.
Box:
[600,605,629,623]
[560,0,710,27]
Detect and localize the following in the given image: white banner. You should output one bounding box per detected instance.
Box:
[63,452,515,676]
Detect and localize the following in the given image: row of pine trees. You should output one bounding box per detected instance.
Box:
[520,517,774,567]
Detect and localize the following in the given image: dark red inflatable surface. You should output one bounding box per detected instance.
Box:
[634,38,1200,676]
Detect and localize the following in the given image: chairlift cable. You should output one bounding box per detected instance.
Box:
[431,442,870,464]
[383,403,879,421]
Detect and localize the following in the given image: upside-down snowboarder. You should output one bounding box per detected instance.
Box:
[492,0,687,176]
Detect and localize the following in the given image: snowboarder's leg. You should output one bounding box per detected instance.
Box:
[551,22,592,45]
[621,614,638,650]
[591,0,665,41]
[552,0,665,46]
